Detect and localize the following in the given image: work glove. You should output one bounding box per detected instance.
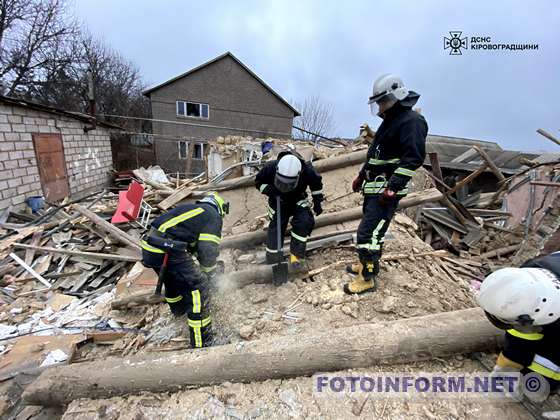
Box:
[312,198,323,216]
[378,189,397,206]
[352,174,365,193]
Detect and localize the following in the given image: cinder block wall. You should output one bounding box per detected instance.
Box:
[0,104,114,210]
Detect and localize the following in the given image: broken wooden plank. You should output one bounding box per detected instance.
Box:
[445,163,488,196]
[472,146,506,182]
[13,244,141,262]
[8,253,51,288]
[157,186,195,211]
[24,229,44,265]
[529,181,560,187]
[72,205,141,250]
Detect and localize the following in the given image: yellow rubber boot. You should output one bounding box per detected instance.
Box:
[343,262,376,295]
[289,254,305,272]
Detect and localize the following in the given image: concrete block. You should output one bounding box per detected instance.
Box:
[0,169,13,181]
[11,195,25,205]
[17,183,32,194]
[8,178,22,188]
[9,150,23,160]
[26,166,38,175]
[8,115,22,124]
[3,132,19,141]
[24,124,37,132]
[13,168,27,177]
[19,158,35,168]
[19,133,32,141]
[0,142,15,151]
[11,124,25,133]
[2,188,16,199]
[0,142,15,152]
[0,123,12,132]
[0,180,7,191]
[23,117,35,125]
[4,160,18,169]
[15,141,32,150]
[0,115,8,123]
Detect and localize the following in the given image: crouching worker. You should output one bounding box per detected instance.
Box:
[140,192,229,348]
[255,151,323,270]
[477,251,560,395]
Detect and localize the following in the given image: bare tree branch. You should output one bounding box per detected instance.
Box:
[292,96,335,142]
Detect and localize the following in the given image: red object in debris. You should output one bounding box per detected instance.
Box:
[111,181,145,223]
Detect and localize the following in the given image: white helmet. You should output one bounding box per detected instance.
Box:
[275,154,302,193]
[368,74,409,114]
[477,267,560,328]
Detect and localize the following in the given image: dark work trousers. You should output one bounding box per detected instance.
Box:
[355,195,401,278]
[141,249,212,348]
[265,200,315,264]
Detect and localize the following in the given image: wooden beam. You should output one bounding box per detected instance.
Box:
[157,186,194,211]
[529,181,560,187]
[221,188,443,249]
[445,163,488,195]
[13,243,141,262]
[8,253,51,288]
[72,204,141,250]
[536,128,560,147]
[23,308,503,406]
[472,146,506,182]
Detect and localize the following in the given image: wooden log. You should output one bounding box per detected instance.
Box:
[479,244,519,259]
[13,243,141,262]
[191,149,369,196]
[221,188,443,249]
[72,205,140,251]
[472,146,506,182]
[22,308,503,406]
[536,128,560,147]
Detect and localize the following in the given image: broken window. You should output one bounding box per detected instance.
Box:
[193,143,204,160]
[176,100,209,119]
[178,141,188,159]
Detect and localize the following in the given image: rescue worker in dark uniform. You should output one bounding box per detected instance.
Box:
[140,192,229,348]
[255,150,324,269]
[345,74,428,294]
[477,251,560,395]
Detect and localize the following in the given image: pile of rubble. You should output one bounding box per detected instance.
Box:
[0,137,559,419]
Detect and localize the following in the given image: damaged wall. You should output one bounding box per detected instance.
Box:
[0,103,114,210]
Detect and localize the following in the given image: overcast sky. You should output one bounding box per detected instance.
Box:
[73,0,559,152]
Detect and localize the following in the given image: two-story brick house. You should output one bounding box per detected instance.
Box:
[143,52,299,175]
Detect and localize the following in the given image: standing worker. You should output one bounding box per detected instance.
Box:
[255,150,324,269]
[345,74,428,294]
[477,251,560,395]
[140,192,229,348]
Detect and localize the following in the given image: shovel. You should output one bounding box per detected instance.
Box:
[272,195,289,286]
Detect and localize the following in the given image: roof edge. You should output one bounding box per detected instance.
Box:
[143,52,300,116]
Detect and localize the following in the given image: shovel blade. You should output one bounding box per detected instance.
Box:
[272,262,289,286]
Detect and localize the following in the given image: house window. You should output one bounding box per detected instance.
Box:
[178,141,188,159]
[193,143,204,160]
[176,100,209,119]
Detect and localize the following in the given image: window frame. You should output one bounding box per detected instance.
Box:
[192,142,205,160]
[176,100,210,120]
[178,140,189,159]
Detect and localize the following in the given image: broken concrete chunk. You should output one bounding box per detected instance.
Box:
[238,325,255,340]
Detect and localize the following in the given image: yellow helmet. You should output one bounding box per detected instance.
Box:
[199,191,229,217]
